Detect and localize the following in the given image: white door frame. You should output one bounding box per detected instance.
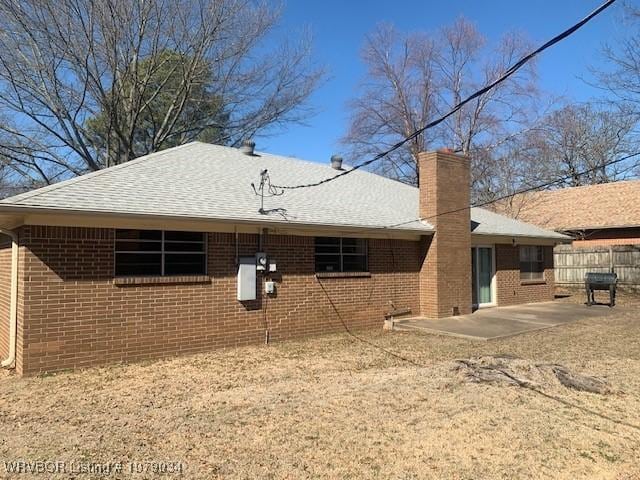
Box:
[472,244,496,308]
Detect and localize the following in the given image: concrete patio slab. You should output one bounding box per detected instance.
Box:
[394,302,618,341]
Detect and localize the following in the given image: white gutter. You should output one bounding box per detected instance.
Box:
[1,229,18,369]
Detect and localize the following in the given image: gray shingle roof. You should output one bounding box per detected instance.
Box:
[471,207,567,239]
[0,142,566,239]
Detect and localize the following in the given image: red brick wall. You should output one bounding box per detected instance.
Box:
[17,226,422,375]
[418,151,472,317]
[0,235,11,361]
[495,244,555,306]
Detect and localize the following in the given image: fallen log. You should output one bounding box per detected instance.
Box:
[455,356,612,395]
[550,365,612,394]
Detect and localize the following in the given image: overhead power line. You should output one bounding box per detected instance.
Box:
[384,150,640,230]
[271,0,617,191]
[313,150,638,370]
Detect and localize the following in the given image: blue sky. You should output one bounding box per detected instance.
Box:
[259,0,624,163]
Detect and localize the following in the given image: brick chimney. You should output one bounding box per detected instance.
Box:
[418,150,472,318]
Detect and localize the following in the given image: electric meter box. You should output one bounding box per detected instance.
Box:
[255,252,268,271]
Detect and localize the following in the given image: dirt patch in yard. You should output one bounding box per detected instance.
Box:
[1,293,640,479]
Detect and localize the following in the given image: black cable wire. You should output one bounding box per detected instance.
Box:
[315,276,424,367]
[271,0,617,191]
[383,150,640,230]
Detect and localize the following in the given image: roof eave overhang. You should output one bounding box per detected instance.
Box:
[0,205,434,240]
[471,232,570,246]
[558,223,640,232]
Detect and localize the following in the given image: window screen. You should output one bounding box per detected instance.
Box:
[315,237,368,273]
[115,230,206,276]
[519,245,544,281]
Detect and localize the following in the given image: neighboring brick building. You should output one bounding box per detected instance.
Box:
[493,181,640,289]
[0,142,567,375]
[495,180,640,247]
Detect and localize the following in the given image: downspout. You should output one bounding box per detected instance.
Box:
[0,228,18,369]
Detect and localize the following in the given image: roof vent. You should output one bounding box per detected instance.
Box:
[330,154,343,170]
[240,139,256,156]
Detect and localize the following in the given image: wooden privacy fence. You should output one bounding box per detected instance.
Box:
[554,244,640,286]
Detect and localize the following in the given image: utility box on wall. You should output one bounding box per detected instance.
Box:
[237,257,257,301]
[264,280,276,295]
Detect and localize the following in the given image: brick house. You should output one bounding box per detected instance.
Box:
[495,180,640,247]
[0,143,567,375]
[493,181,640,289]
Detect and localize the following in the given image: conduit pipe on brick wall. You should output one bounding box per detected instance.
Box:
[234,227,239,266]
[0,229,18,369]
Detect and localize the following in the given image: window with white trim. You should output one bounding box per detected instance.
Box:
[115,230,207,276]
[519,245,544,281]
[315,237,368,273]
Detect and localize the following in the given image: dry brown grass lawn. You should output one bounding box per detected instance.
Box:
[1,292,640,479]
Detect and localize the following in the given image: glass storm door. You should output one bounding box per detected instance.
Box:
[472,246,494,307]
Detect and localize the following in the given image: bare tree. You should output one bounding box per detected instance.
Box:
[589,3,640,179]
[342,24,439,185]
[486,101,639,218]
[594,5,640,113]
[342,18,539,189]
[519,103,638,188]
[0,0,323,185]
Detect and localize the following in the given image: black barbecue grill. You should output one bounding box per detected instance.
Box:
[585,272,617,307]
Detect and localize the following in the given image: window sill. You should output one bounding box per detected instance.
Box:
[315,272,371,279]
[520,280,547,286]
[113,275,211,286]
